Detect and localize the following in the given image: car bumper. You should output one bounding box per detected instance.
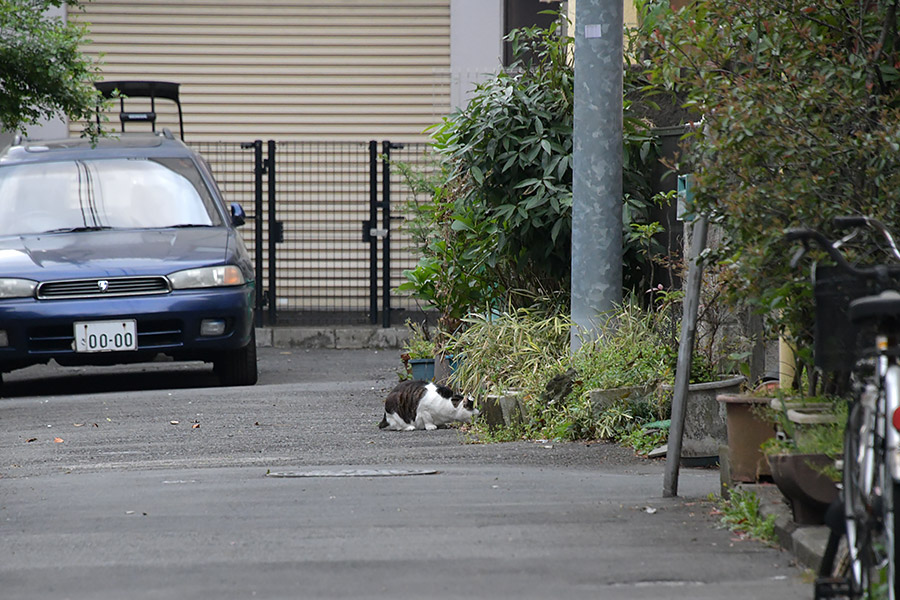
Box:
[0,285,255,371]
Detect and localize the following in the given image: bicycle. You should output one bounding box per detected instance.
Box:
[786,217,900,599]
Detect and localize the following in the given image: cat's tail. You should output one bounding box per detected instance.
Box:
[378,414,389,429]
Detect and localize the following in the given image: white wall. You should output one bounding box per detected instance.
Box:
[450,0,503,109]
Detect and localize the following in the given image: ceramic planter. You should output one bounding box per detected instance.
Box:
[767,453,838,525]
[664,376,746,465]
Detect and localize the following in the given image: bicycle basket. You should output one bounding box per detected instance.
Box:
[813,264,900,371]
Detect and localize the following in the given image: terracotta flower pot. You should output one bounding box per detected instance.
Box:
[716,393,776,483]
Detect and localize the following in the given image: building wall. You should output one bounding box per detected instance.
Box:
[4,3,70,142]
[567,1,639,29]
[450,0,502,109]
[70,0,453,142]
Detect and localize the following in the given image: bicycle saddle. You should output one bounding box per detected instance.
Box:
[849,289,900,324]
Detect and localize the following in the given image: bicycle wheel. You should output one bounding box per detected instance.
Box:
[847,396,900,599]
[881,461,899,599]
[844,398,880,598]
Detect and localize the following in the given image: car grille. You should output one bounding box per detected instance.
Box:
[37,277,171,300]
[28,320,184,353]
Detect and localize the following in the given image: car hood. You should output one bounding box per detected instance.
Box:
[0,228,236,281]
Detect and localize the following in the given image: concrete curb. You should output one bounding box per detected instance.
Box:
[739,482,829,572]
[256,326,408,350]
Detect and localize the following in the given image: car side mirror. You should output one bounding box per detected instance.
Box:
[230,203,246,227]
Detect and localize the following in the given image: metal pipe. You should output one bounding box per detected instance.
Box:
[267,140,277,325]
[382,141,392,329]
[369,141,379,325]
[253,140,264,327]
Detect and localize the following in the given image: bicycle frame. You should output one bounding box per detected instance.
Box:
[791,218,900,599]
[885,364,900,483]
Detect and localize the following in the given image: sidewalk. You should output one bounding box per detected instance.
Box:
[259,324,828,575]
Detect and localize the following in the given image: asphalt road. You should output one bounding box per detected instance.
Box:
[0,348,810,599]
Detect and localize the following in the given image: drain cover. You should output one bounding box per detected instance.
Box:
[266,468,439,478]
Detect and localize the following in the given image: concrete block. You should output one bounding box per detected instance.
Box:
[368,327,406,349]
[335,328,374,349]
[588,385,654,416]
[272,327,336,349]
[255,327,273,348]
[481,392,524,427]
[791,524,830,571]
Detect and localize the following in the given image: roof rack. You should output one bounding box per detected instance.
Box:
[94,80,184,141]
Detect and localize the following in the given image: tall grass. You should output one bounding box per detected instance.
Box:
[446,299,675,442]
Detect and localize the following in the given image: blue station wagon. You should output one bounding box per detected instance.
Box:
[0,131,257,388]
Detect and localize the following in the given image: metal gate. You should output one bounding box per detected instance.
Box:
[191,140,433,327]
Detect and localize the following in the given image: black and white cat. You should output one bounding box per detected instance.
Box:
[379,380,479,431]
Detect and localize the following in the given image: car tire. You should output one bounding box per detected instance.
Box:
[215,328,258,386]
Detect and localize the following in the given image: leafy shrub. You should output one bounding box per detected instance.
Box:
[631,0,900,393]
[399,11,667,327]
[571,301,673,391]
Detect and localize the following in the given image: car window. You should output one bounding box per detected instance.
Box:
[0,157,224,236]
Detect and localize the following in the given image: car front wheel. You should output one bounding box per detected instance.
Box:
[214,328,258,386]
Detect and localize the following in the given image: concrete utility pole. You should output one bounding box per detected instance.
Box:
[571,0,624,352]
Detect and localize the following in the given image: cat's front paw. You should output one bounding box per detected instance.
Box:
[424,423,437,431]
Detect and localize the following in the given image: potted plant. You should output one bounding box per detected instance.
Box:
[759,397,845,525]
[716,384,777,484]
[400,319,436,381]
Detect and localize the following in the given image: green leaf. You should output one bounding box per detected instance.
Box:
[513,178,542,189]
[540,138,552,155]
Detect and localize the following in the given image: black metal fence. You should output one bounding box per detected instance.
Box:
[191,139,434,326]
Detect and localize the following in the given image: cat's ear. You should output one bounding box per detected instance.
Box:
[451,398,462,408]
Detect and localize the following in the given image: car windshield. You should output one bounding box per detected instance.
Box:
[0,157,223,236]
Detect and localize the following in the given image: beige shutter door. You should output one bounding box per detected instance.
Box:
[71,0,451,142]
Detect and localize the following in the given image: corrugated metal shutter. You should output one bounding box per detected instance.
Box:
[70,0,451,142]
[70,1,450,321]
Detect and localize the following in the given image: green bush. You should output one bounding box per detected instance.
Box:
[571,301,673,391]
[399,11,667,326]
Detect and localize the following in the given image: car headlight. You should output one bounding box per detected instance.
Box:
[168,266,245,290]
[0,278,37,299]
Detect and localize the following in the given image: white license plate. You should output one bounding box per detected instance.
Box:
[74,320,137,353]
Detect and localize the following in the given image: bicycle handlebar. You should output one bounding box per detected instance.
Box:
[785,218,900,281]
